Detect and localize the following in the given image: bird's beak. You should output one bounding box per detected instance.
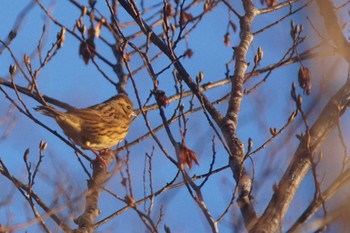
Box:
[131,110,137,118]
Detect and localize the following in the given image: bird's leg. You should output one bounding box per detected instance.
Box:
[99,148,112,155]
[88,148,108,169]
[67,138,108,169]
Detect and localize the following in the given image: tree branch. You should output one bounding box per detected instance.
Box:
[251,77,350,232]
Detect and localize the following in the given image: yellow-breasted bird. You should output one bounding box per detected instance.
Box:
[35,93,135,167]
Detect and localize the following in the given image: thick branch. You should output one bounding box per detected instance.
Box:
[223,1,258,230]
[316,0,350,62]
[251,78,350,233]
[287,166,350,232]
[74,155,114,233]
[116,0,223,125]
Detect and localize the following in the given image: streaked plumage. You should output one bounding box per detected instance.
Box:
[35,94,134,150]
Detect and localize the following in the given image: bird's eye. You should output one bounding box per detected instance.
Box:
[127,105,131,110]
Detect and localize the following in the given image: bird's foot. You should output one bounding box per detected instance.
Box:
[89,149,108,169]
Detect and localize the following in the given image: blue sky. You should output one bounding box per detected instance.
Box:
[1,1,349,232]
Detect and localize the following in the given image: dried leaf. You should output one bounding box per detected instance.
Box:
[230,21,237,32]
[184,49,193,58]
[179,144,199,169]
[121,178,127,187]
[164,3,173,17]
[298,66,311,95]
[265,0,278,7]
[124,195,135,207]
[88,27,95,40]
[123,53,131,62]
[78,27,96,64]
[181,12,194,25]
[154,90,168,108]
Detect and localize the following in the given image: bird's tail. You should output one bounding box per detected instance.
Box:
[34,106,63,118]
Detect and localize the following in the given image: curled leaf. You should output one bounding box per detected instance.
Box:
[184,49,193,58]
[164,3,173,17]
[179,143,199,169]
[125,195,135,207]
[153,90,168,108]
[79,29,96,64]
[180,12,194,25]
[298,66,311,95]
[265,0,278,7]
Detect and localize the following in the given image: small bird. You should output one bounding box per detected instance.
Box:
[35,93,135,166]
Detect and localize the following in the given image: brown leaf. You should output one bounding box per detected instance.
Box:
[154,90,168,108]
[79,37,96,64]
[184,49,193,58]
[124,195,135,207]
[123,53,131,62]
[164,3,173,17]
[265,0,278,7]
[88,27,95,40]
[121,178,127,187]
[230,22,237,32]
[179,144,199,169]
[181,12,194,25]
[298,66,311,95]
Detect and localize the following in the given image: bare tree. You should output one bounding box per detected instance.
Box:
[0,0,350,232]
